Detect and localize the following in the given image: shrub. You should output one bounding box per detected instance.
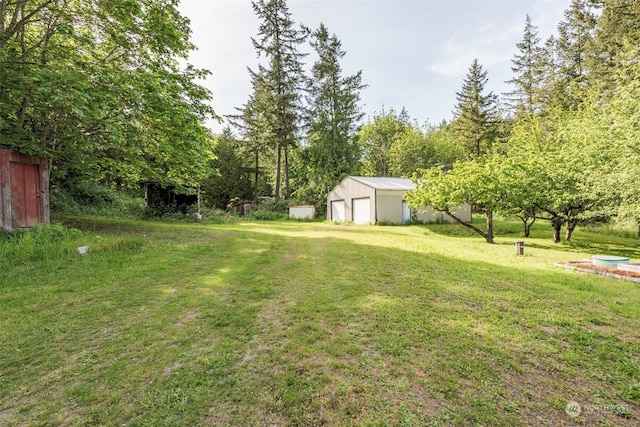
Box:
[245,209,287,221]
[257,198,291,213]
[199,207,239,224]
[51,183,145,218]
[0,223,84,268]
[242,198,291,221]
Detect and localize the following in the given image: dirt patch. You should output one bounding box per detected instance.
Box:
[163,361,183,375]
[176,311,199,328]
[555,261,640,283]
[0,408,17,423]
[501,361,637,426]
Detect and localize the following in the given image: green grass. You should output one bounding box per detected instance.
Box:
[1,217,639,426]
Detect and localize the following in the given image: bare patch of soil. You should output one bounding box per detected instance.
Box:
[0,408,17,423]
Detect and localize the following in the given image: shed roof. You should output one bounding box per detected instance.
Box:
[349,176,415,191]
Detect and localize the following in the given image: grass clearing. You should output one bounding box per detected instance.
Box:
[1,217,639,425]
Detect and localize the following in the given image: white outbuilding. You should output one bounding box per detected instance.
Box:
[326,176,471,225]
[289,205,315,220]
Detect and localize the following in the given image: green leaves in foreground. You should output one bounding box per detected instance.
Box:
[0,1,216,190]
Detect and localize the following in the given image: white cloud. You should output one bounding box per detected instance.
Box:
[429,41,514,79]
[429,11,526,79]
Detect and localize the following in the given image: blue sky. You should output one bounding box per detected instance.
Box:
[178,0,572,132]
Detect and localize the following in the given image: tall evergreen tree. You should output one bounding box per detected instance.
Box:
[452,59,498,159]
[246,0,307,200]
[537,35,561,113]
[588,0,640,90]
[552,0,598,109]
[299,23,365,209]
[229,77,273,203]
[505,15,544,117]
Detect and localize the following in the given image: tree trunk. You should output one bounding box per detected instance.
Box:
[521,208,536,237]
[17,92,31,124]
[485,209,494,243]
[551,217,562,243]
[274,143,282,200]
[284,145,290,200]
[443,209,485,238]
[565,219,577,241]
[637,222,640,238]
[253,150,259,204]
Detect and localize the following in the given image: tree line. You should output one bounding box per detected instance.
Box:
[209,0,640,246]
[3,0,638,240]
[408,0,640,243]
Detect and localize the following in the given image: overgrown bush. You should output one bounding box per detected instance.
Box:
[245,209,287,221]
[244,198,290,221]
[143,204,240,224]
[200,207,240,224]
[142,203,187,219]
[51,183,145,218]
[258,198,291,213]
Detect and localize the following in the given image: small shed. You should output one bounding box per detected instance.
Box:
[140,181,199,213]
[289,205,315,220]
[326,176,471,225]
[0,146,50,233]
[232,201,254,216]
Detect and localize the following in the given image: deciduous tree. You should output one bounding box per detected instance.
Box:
[590,45,640,235]
[359,108,407,176]
[408,160,503,243]
[203,128,253,210]
[0,0,216,190]
[388,122,464,177]
[500,113,615,242]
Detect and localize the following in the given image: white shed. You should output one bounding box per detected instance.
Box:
[326,176,471,225]
[289,205,315,220]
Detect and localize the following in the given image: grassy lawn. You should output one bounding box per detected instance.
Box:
[1,217,639,426]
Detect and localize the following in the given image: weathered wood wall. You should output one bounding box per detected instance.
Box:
[0,146,50,233]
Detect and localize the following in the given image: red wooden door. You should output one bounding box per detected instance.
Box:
[10,162,41,228]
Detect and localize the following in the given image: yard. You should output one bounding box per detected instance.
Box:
[1,218,639,426]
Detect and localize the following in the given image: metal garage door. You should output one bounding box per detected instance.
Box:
[331,200,345,222]
[352,198,370,224]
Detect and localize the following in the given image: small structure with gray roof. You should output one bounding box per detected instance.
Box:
[326,176,471,225]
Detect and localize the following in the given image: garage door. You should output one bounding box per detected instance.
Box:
[352,198,370,224]
[331,200,345,222]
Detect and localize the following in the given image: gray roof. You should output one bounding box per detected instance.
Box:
[350,176,415,191]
